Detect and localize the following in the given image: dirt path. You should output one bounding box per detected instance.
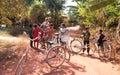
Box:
[4,48,119,75]
[0,26,120,75]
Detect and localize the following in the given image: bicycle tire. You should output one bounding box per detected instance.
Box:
[15,55,26,75]
[98,46,104,58]
[70,39,82,53]
[90,43,98,54]
[46,46,66,68]
[116,31,120,44]
[103,42,112,59]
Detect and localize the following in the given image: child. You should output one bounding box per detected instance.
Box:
[45,23,54,41]
[82,27,91,55]
[29,24,33,48]
[33,24,39,48]
[97,29,105,47]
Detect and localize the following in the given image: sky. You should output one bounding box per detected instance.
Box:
[64,0,77,14]
[65,0,77,7]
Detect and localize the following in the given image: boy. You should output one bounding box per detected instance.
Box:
[82,27,91,55]
[29,24,33,48]
[97,29,105,47]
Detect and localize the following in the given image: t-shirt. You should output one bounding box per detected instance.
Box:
[59,28,67,35]
[29,28,33,38]
[45,27,54,38]
[97,34,105,43]
[41,21,50,29]
[82,31,91,41]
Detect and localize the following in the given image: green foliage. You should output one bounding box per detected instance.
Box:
[43,0,66,28]
[89,0,116,11]
[0,17,12,26]
[43,0,65,11]
[0,0,28,22]
[73,0,120,29]
[24,0,34,6]
[29,2,47,23]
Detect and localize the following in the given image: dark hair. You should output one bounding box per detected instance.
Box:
[34,24,37,28]
[50,23,53,26]
[99,29,103,32]
[29,24,32,28]
[61,23,66,28]
[85,26,89,29]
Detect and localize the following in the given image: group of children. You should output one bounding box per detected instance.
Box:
[28,17,68,49]
[28,17,105,55]
[82,27,105,55]
[29,18,54,48]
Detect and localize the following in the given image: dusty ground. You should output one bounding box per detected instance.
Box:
[0,26,120,75]
[1,47,120,75]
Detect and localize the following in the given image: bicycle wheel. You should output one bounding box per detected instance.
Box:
[103,42,112,59]
[116,31,120,44]
[15,55,26,75]
[46,46,66,68]
[70,39,82,53]
[90,42,98,55]
[98,46,104,58]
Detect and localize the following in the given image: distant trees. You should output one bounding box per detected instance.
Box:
[43,0,66,28]
[71,0,120,29]
[0,0,28,26]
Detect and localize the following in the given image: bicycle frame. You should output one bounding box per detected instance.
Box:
[15,47,29,75]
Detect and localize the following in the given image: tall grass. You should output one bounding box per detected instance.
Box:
[0,34,29,61]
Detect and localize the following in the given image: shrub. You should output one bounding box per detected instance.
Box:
[0,17,12,27]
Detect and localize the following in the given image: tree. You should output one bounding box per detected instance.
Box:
[0,0,27,19]
[0,0,28,25]
[42,0,65,28]
[29,3,47,24]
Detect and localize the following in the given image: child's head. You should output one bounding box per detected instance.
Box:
[99,29,103,34]
[60,23,66,28]
[29,24,32,28]
[34,24,37,28]
[45,17,49,22]
[85,27,89,31]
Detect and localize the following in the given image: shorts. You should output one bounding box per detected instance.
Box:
[84,41,89,45]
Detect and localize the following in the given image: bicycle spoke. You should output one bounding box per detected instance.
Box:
[70,39,82,53]
[46,46,66,68]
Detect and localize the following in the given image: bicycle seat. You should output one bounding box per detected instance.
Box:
[54,33,59,36]
[47,41,54,45]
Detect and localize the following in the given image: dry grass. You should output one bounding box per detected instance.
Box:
[0,31,11,36]
[0,34,29,61]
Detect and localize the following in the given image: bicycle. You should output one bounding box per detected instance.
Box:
[70,35,112,59]
[91,38,112,59]
[70,35,86,54]
[23,31,69,68]
[43,33,71,68]
[44,45,66,68]
[116,29,120,44]
[15,47,29,75]
[53,31,71,62]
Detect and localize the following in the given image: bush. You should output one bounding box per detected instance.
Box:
[7,26,24,36]
[0,17,12,27]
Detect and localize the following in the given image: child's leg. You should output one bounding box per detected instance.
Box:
[33,42,35,47]
[83,41,86,53]
[87,42,90,55]
[37,42,39,48]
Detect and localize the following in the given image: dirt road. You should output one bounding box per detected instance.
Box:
[12,48,120,75]
[0,26,120,75]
